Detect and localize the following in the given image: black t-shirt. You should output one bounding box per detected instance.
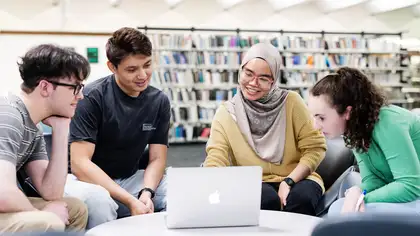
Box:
[69,75,171,179]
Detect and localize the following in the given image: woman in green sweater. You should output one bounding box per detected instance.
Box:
[307,67,420,216]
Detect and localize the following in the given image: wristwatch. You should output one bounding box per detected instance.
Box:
[282,177,296,187]
[138,187,155,199]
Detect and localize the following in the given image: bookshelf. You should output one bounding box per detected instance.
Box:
[139,26,416,144]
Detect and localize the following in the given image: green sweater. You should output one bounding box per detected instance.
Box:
[354,105,420,203]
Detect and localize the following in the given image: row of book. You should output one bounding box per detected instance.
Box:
[170,106,218,125]
[151,69,405,89]
[153,51,405,70]
[283,72,402,87]
[152,69,239,85]
[154,51,243,67]
[148,34,401,52]
[160,88,237,104]
[287,54,401,69]
[169,124,210,143]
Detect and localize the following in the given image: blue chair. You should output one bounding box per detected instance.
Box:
[314,138,361,217]
[311,212,420,236]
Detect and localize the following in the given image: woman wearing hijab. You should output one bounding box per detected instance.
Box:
[203,43,327,216]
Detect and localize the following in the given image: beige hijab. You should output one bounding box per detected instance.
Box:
[225,43,288,164]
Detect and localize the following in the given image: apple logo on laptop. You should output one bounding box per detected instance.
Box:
[208,190,220,204]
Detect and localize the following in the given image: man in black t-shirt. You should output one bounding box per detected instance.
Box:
[63,27,170,229]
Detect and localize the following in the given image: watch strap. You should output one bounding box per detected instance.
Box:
[138,187,155,199]
[283,177,295,187]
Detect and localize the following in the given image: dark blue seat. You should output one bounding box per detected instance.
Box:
[311,212,420,236]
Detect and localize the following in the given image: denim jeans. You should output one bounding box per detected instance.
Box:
[64,169,167,229]
[328,197,420,218]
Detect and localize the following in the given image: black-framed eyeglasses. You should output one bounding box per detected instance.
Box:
[48,81,84,95]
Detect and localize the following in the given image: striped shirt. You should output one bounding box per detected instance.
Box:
[0,93,48,171]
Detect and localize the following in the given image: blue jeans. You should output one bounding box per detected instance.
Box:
[328,197,420,217]
[63,170,167,229]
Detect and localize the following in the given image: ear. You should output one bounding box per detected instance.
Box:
[107,61,117,74]
[344,106,352,120]
[38,80,51,97]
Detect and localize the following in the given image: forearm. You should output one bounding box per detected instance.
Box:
[365,180,420,203]
[143,158,166,191]
[288,163,311,183]
[0,187,37,213]
[39,130,69,200]
[72,159,136,207]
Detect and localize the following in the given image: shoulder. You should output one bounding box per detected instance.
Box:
[377,105,413,127]
[0,94,25,127]
[285,90,304,106]
[144,86,170,107]
[373,105,412,138]
[214,103,233,124]
[284,90,308,117]
[83,75,114,99]
[379,105,414,120]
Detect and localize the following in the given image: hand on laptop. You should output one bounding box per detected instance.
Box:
[129,199,153,215]
[278,181,290,208]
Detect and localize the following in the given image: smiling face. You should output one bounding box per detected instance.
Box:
[40,76,84,118]
[307,94,351,139]
[239,58,274,101]
[108,54,152,97]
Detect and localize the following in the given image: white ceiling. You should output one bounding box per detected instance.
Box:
[158,0,420,14]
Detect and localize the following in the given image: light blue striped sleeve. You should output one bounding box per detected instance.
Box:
[0,105,24,166]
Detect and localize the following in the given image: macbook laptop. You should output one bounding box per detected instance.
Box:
[165,166,262,229]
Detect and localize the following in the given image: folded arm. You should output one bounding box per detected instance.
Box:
[364,119,420,203]
[24,126,69,200]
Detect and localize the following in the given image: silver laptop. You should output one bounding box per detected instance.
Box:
[165,166,262,229]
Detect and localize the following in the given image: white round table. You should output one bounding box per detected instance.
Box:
[86,210,322,236]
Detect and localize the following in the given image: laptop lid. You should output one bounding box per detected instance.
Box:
[166,166,262,229]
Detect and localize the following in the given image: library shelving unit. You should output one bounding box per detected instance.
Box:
[138,26,414,144]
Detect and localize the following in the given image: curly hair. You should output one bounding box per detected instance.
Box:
[310,67,387,152]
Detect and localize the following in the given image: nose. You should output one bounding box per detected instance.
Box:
[313,118,322,130]
[76,91,84,100]
[248,77,258,86]
[138,69,147,79]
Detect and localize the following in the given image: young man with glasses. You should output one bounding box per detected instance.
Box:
[64,27,170,229]
[0,44,90,233]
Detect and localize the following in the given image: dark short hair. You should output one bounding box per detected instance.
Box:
[106,27,152,67]
[310,67,387,153]
[18,44,90,93]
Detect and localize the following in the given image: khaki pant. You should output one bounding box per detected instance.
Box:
[0,197,88,234]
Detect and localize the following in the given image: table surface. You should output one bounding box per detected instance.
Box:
[86,210,323,236]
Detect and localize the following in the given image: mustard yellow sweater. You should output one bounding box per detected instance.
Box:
[203,91,327,192]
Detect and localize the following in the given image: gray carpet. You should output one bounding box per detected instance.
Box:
[167,144,206,167]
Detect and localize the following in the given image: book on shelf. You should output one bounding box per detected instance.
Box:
[146,32,414,143]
